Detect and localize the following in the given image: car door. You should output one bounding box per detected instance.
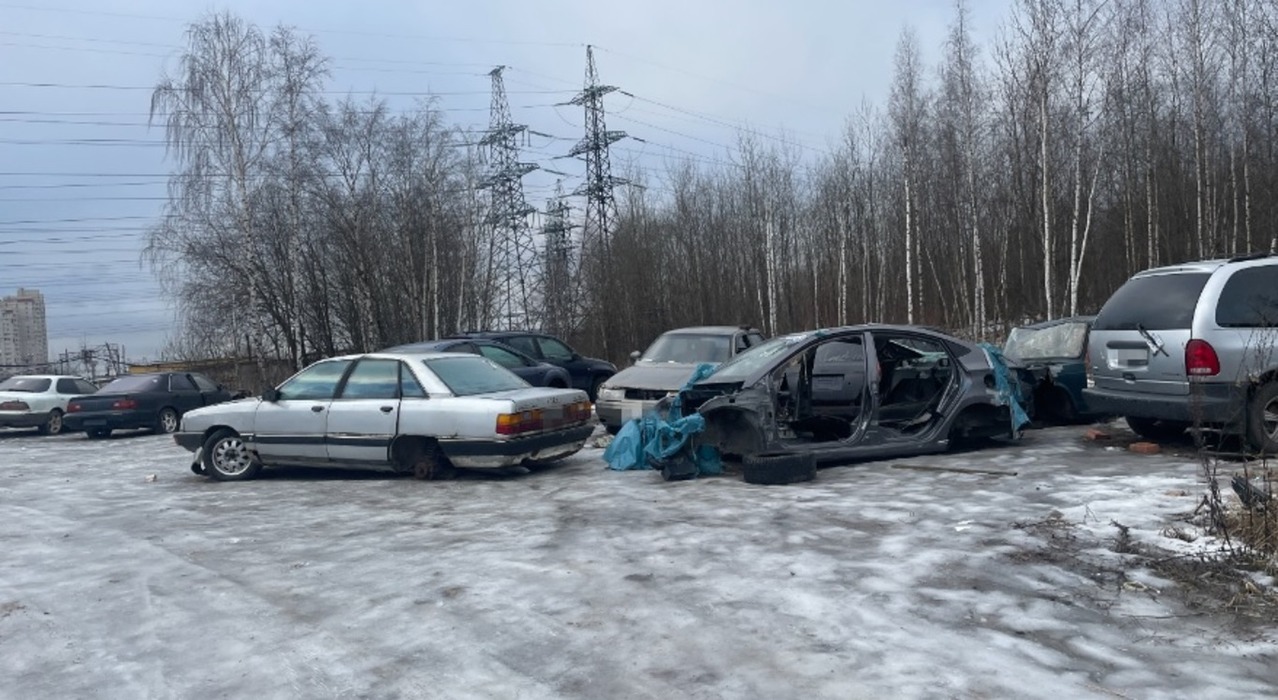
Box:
[55,378,82,410]
[325,358,403,465]
[477,343,539,384]
[535,336,588,389]
[167,374,203,414]
[189,373,228,406]
[254,359,352,462]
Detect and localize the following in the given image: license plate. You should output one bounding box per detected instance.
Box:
[83,419,106,427]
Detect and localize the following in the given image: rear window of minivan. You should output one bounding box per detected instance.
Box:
[1092,272,1211,331]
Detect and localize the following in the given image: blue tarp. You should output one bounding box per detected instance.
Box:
[602,361,723,476]
[979,342,1032,434]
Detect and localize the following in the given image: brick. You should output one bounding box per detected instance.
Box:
[1129,442,1161,455]
[1084,428,1112,441]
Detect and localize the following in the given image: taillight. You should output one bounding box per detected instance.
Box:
[0,400,29,411]
[565,400,592,422]
[67,403,81,413]
[496,409,543,435]
[112,398,138,410]
[1185,339,1220,377]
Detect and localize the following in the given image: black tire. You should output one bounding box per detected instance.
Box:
[604,423,621,436]
[202,428,261,481]
[403,440,455,481]
[1125,416,1190,442]
[87,428,111,440]
[1245,381,1278,454]
[741,450,816,485]
[588,376,607,403]
[154,407,180,434]
[37,409,64,436]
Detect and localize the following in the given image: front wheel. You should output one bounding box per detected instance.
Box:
[588,376,607,403]
[38,409,64,435]
[202,429,261,481]
[154,407,180,434]
[1246,382,1278,454]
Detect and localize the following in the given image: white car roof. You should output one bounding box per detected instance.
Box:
[3,374,89,381]
[321,351,481,362]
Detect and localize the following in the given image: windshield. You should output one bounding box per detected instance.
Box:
[702,333,812,383]
[423,356,530,396]
[0,377,51,393]
[641,333,734,364]
[1004,322,1089,361]
[100,375,165,393]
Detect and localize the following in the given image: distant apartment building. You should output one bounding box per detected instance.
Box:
[0,288,49,371]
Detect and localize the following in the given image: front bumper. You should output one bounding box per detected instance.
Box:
[595,397,665,428]
[0,410,49,429]
[173,431,204,452]
[1083,382,1246,427]
[440,424,594,468]
[63,410,153,432]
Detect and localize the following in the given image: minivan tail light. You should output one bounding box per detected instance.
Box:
[1185,339,1220,376]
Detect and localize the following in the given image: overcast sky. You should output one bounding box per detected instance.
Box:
[0,0,1012,362]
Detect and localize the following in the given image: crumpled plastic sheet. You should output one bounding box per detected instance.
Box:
[602,361,723,476]
[979,342,1032,434]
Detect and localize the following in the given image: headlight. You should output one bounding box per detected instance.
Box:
[597,387,625,401]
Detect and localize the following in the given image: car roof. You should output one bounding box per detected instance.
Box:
[321,351,478,362]
[659,326,760,336]
[3,374,86,380]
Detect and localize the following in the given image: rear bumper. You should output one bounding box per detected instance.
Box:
[63,410,153,432]
[0,410,48,428]
[595,398,663,428]
[440,424,594,468]
[1082,383,1246,427]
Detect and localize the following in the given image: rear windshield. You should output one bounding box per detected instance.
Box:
[423,356,530,396]
[1004,322,1089,361]
[0,377,51,392]
[1092,273,1210,331]
[100,375,165,392]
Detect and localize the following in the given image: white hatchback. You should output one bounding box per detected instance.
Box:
[0,375,101,435]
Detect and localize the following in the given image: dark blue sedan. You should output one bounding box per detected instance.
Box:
[383,339,573,389]
[1003,316,1104,424]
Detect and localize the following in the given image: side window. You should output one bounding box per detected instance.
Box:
[504,336,540,358]
[56,378,80,394]
[748,332,766,346]
[1217,267,1278,327]
[814,340,865,374]
[191,374,219,392]
[338,359,401,400]
[399,363,427,398]
[278,360,352,401]
[76,380,99,394]
[734,334,749,353]
[538,337,575,362]
[449,342,479,355]
[479,344,526,369]
[169,374,197,391]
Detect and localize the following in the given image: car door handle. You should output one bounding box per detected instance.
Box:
[379,406,394,413]
[311,405,325,413]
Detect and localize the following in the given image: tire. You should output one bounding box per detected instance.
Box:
[154,407,180,434]
[588,376,607,403]
[38,409,63,436]
[1125,416,1190,442]
[741,450,817,485]
[403,440,455,481]
[1246,381,1278,454]
[87,428,111,440]
[202,429,261,481]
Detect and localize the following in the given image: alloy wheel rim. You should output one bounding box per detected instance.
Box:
[162,411,178,432]
[48,412,62,433]
[1264,398,1278,439]
[212,437,251,475]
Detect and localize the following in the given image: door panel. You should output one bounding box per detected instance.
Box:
[325,358,403,464]
[254,359,353,461]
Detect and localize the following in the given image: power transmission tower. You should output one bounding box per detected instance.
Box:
[479,65,540,330]
[541,180,578,337]
[564,45,628,323]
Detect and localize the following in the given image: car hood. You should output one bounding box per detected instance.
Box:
[606,363,709,392]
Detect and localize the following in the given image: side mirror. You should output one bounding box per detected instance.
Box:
[262,387,281,402]
[629,350,641,363]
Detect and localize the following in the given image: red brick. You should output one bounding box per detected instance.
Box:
[1129,442,1161,455]
[1084,428,1112,441]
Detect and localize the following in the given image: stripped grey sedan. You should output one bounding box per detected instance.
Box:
[173,351,595,481]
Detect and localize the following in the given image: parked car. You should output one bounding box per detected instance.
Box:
[675,325,1029,465]
[0,375,100,435]
[450,331,616,400]
[173,351,595,481]
[1084,253,1278,449]
[383,338,572,388]
[1003,316,1099,424]
[63,372,235,439]
[595,325,767,433]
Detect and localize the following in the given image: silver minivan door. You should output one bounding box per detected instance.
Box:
[1089,271,1211,396]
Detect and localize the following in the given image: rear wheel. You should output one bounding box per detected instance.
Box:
[398,439,455,480]
[1125,416,1190,442]
[203,429,261,481]
[1245,381,1278,454]
[154,407,179,434]
[38,409,63,436]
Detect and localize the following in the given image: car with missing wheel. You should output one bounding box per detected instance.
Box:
[1003,316,1101,424]
[0,375,101,435]
[1084,253,1278,450]
[173,351,595,481]
[63,372,234,439]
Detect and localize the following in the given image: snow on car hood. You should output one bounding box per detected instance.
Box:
[606,362,711,392]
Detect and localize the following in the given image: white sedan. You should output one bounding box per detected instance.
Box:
[173,351,596,481]
[0,375,101,435]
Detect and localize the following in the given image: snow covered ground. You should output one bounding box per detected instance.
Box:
[0,424,1274,699]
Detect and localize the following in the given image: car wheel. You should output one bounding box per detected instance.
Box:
[741,450,817,485]
[202,429,261,481]
[1125,416,1189,442]
[1245,382,1278,454]
[604,423,621,436]
[406,441,455,481]
[154,407,180,434]
[588,376,607,402]
[38,409,64,436]
[87,428,111,440]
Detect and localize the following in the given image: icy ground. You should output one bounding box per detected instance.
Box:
[0,425,1275,699]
